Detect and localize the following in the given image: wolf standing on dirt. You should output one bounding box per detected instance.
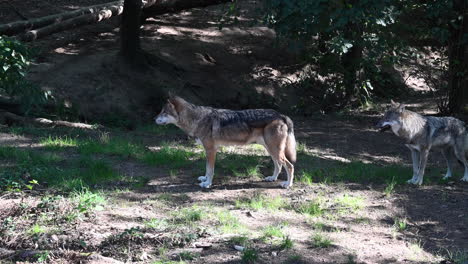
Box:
[377,100,468,185]
[155,96,296,188]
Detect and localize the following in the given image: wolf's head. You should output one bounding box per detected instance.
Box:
[154,96,185,125]
[376,100,405,133]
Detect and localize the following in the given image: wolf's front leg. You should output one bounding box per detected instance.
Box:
[413,148,429,185]
[407,149,420,184]
[441,148,455,179]
[199,148,216,188]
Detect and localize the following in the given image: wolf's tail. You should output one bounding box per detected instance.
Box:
[281,115,297,164]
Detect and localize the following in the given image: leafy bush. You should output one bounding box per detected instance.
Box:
[0,36,46,112]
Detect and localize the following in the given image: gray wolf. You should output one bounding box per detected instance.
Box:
[155,96,296,188]
[376,100,468,185]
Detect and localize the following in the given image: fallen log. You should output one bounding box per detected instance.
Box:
[2,0,233,42]
[0,111,98,129]
[0,1,122,36]
[18,3,124,41]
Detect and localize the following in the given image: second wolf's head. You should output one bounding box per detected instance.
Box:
[155,96,186,125]
[376,100,405,133]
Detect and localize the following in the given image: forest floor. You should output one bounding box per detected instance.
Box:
[0,0,467,264]
[0,116,467,264]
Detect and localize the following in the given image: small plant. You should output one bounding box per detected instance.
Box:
[144,218,169,230]
[40,136,77,150]
[28,224,46,236]
[298,199,324,217]
[311,233,332,248]
[384,177,397,197]
[36,251,50,262]
[173,206,204,224]
[216,210,245,234]
[262,224,285,240]
[71,188,106,214]
[241,248,258,264]
[178,251,199,261]
[229,235,250,246]
[334,194,364,212]
[280,236,294,250]
[235,193,286,211]
[299,170,313,185]
[394,217,407,231]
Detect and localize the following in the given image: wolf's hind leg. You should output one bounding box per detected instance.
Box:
[453,144,468,182]
[442,148,455,179]
[264,121,294,188]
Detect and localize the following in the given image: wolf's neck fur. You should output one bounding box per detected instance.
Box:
[175,101,206,137]
[398,110,427,141]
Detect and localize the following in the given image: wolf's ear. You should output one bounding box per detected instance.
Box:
[390,100,399,107]
[168,97,184,113]
[397,104,405,112]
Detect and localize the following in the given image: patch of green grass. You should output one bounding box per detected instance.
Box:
[78,137,144,157]
[298,199,324,217]
[216,210,245,234]
[241,248,258,264]
[297,158,414,185]
[311,233,333,248]
[173,206,204,224]
[235,194,287,211]
[71,188,106,214]
[262,224,286,240]
[298,170,314,185]
[144,218,169,230]
[384,177,397,197]
[229,235,250,246]
[279,236,294,250]
[0,146,63,166]
[334,194,364,212]
[178,251,199,261]
[141,145,199,168]
[394,217,407,232]
[27,224,46,236]
[40,136,77,150]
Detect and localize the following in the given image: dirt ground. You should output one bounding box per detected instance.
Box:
[0,0,467,264]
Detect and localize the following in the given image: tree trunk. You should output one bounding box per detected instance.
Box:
[342,24,363,102]
[447,0,468,114]
[120,0,143,63]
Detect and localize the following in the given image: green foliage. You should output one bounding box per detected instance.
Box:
[0,36,46,112]
[241,248,258,264]
[311,233,333,248]
[263,0,403,105]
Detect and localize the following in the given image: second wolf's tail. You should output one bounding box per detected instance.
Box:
[282,115,296,164]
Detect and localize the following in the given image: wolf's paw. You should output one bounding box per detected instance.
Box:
[407,178,422,185]
[199,181,212,188]
[461,176,468,182]
[279,181,292,189]
[264,176,277,182]
[443,172,452,180]
[198,176,207,182]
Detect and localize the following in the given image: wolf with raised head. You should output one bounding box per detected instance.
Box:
[155,96,296,189]
[376,100,468,185]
